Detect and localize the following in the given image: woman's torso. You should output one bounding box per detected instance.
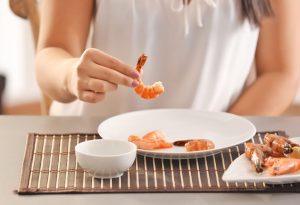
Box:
[50,0,259,116]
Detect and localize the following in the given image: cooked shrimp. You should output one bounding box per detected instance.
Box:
[264,133,298,155]
[265,157,300,175]
[128,130,172,150]
[185,139,215,152]
[134,139,161,150]
[143,130,166,140]
[128,135,158,150]
[245,143,283,158]
[134,54,165,99]
[244,141,290,173]
[245,143,267,173]
[244,136,300,175]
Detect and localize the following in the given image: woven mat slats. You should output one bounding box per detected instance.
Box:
[17,131,300,194]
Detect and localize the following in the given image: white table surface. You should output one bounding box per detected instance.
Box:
[1,115,300,205]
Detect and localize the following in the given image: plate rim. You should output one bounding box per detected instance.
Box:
[98,109,256,159]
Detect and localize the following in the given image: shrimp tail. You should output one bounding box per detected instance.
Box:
[135,54,147,73]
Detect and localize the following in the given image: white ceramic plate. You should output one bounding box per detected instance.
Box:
[98,109,256,159]
[222,137,300,184]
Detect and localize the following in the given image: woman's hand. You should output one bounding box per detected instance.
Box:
[67,48,140,103]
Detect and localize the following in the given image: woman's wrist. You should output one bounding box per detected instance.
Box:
[63,58,79,101]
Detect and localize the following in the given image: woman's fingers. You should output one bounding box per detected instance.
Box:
[74,48,140,103]
[86,63,139,87]
[78,90,106,103]
[80,78,118,93]
[83,48,139,79]
[76,78,116,103]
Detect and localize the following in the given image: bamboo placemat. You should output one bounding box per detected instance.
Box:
[17,131,300,194]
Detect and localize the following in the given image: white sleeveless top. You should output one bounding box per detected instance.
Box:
[50,0,259,116]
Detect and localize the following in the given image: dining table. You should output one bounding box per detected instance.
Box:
[1,115,300,205]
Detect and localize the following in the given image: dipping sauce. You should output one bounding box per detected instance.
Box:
[173,139,196,147]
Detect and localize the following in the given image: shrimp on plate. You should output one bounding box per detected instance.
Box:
[264,133,298,155]
[244,133,300,175]
[128,130,172,150]
[184,139,215,152]
[264,157,300,175]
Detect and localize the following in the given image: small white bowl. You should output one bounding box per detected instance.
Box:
[75,139,137,179]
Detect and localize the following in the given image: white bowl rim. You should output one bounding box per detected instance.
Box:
[75,139,137,158]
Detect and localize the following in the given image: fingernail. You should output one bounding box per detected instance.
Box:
[131,80,139,87]
[131,71,139,79]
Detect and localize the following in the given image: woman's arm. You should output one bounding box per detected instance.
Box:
[228,0,300,116]
[36,0,139,103]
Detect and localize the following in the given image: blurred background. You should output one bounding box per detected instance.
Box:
[0,0,40,114]
[0,0,300,115]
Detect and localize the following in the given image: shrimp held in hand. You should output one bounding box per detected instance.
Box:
[134,54,165,99]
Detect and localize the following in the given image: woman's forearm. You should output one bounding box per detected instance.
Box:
[228,71,299,116]
[233,0,300,116]
[36,47,78,103]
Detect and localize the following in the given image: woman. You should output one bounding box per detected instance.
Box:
[36,0,300,116]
